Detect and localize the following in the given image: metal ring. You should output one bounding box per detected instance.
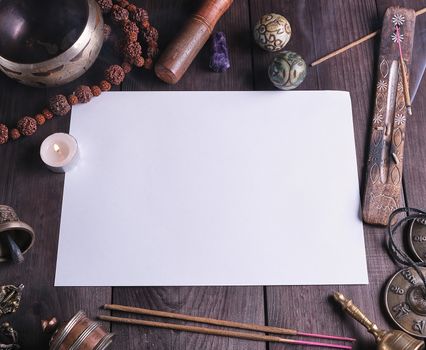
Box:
[51,311,85,350]
[69,321,99,350]
[93,333,114,350]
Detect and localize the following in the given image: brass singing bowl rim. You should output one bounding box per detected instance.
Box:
[0,0,95,69]
[0,220,35,262]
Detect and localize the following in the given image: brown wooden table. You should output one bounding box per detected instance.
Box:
[1,0,426,349]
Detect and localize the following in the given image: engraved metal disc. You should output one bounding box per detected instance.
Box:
[409,218,426,261]
[385,267,426,337]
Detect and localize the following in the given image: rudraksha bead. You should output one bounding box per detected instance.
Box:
[17,117,37,136]
[75,85,93,103]
[96,0,113,13]
[99,80,112,92]
[0,124,8,144]
[142,26,159,43]
[131,7,148,24]
[111,4,129,23]
[144,58,153,69]
[9,129,20,141]
[35,114,46,125]
[105,65,125,85]
[49,95,71,116]
[133,56,144,67]
[42,109,53,120]
[122,20,139,36]
[123,41,142,61]
[121,61,132,74]
[127,4,137,13]
[68,95,79,106]
[91,85,102,97]
[117,0,130,9]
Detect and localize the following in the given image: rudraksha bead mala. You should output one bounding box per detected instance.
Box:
[0,0,159,144]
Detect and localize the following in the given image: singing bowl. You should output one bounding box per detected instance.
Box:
[0,0,104,87]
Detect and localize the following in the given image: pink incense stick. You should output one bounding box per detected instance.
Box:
[298,331,356,342]
[290,338,353,349]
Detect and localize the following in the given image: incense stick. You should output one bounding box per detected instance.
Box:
[311,7,426,67]
[103,304,355,342]
[99,315,352,350]
[395,25,412,115]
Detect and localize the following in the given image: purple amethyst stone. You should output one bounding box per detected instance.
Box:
[209,32,230,73]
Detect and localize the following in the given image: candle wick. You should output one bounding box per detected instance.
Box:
[53,144,61,153]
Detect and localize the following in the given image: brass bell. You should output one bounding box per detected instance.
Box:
[333,292,425,350]
[0,205,35,263]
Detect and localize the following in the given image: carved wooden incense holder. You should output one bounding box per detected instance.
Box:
[363,7,416,225]
[155,0,233,84]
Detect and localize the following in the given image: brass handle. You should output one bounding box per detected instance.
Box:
[333,292,384,340]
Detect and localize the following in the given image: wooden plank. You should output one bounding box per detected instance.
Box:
[112,1,265,349]
[0,43,113,346]
[249,1,398,349]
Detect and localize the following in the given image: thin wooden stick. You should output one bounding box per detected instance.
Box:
[310,7,426,67]
[98,315,352,350]
[395,25,413,115]
[103,304,355,342]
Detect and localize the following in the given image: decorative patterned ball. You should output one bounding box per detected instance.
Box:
[268,51,307,90]
[0,124,8,144]
[17,116,37,136]
[253,13,291,52]
[49,95,71,116]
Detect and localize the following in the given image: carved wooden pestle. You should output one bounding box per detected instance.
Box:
[333,292,424,350]
[155,0,233,84]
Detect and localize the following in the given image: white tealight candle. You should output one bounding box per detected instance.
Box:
[40,133,79,173]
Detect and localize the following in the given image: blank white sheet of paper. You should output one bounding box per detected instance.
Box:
[55,91,368,286]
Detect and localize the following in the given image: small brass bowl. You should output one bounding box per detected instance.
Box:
[0,0,104,87]
[0,205,34,262]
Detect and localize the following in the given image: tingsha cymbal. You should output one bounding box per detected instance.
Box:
[385,267,426,338]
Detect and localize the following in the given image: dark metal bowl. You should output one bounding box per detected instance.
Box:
[0,0,104,87]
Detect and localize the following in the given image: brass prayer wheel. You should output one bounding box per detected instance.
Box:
[0,205,34,262]
[47,311,113,350]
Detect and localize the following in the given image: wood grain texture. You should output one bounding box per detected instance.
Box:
[0,0,424,349]
[113,1,264,350]
[0,45,113,348]
[249,1,401,350]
